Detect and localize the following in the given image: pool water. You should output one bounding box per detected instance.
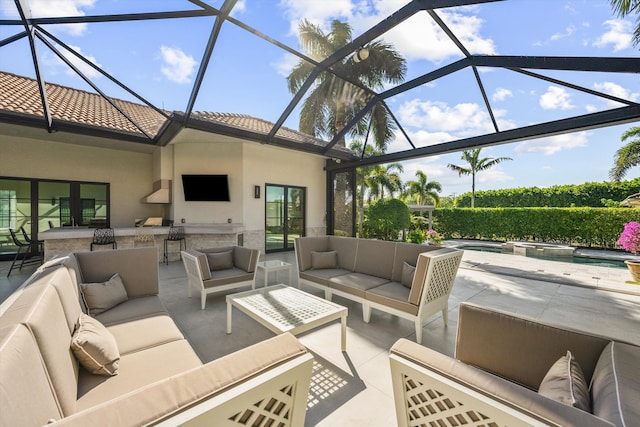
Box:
[460,245,627,269]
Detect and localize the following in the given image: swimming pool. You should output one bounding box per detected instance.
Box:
[459,245,628,269]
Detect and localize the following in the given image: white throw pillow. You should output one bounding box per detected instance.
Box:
[71,314,120,376]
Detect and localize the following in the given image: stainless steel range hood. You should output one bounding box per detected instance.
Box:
[142,180,171,204]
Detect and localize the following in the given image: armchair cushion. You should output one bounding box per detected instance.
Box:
[538,350,590,412]
[71,314,120,376]
[311,250,338,270]
[80,273,128,316]
[207,251,234,271]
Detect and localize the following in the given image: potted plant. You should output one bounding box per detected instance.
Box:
[617,221,640,282]
[426,229,443,246]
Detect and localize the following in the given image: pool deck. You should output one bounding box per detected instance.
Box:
[445,239,640,296]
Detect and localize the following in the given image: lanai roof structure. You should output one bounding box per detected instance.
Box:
[0,0,639,170]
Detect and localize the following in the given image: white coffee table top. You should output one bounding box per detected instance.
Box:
[226,284,347,350]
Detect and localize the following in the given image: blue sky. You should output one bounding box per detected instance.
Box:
[1,0,638,198]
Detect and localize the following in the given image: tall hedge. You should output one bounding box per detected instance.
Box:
[454,178,640,208]
[432,208,640,248]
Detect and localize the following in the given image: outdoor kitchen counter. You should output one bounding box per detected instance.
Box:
[39,224,244,261]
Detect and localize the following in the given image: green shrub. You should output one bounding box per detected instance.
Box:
[363,198,411,241]
[455,178,640,208]
[432,207,640,248]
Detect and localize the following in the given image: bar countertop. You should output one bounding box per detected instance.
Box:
[40,223,245,240]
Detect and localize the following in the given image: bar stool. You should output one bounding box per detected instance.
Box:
[7,228,43,276]
[91,228,117,251]
[164,225,185,265]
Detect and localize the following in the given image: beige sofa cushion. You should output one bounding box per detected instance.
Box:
[106,314,184,355]
[591,341,640,426]
[538,350,590,412]
[353,239,395,280]
[311,250,338,269]
[328,236,358,271]
[329,273,390,298]
[94,296,168,327]
[76,247,159,298]
[81,273,128,316]
[71,314,120,376]
[186,250,211,280]
[23,285,79,416]
[365,282,418,315]
[0,325,63,427]
[76,338,202,411]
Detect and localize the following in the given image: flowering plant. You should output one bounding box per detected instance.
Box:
[426,229,443,245]
[617,221,640,255]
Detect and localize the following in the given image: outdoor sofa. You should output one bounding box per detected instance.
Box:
[182,246,260,309]
[294,236,463,344]
[0,247,313,427]
[389,302,639,426]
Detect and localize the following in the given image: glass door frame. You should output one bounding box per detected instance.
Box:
[264,183,306,253]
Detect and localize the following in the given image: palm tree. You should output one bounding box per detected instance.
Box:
[406,170,442,207]
[365,163,404,201]
[447,148,512,208]
[351,141,383,236]
[610,127,640,182]
[609,0,640,46]
[288,20,406,235]
[287,20,406,150]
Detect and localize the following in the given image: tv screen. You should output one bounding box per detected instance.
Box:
[182,174,230,201]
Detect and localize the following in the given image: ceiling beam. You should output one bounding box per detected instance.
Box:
[0,10,217,26]
[327,105,640,171]
[471,55,640,72]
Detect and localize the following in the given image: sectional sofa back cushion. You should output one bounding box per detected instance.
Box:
[328,237,359,271]
[353,239,395,280]
[207,251,234,271]
[76,247,159,298]
[23,285,80,416]
[455,303,610,391]
[295,237,330,271]
[590,341,640,426]
[0,324,63,427]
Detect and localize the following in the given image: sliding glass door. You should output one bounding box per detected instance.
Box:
[265,184,305,252]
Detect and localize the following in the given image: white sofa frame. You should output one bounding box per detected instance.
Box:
[182,250,258,309]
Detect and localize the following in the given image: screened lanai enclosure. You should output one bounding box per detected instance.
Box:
[0,0,639,239]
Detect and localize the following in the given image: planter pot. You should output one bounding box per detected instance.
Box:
[624,260,640,283]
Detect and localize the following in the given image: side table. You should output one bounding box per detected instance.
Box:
[256,260,292,287]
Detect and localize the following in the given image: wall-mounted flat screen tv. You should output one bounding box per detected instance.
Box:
[182,174,230,201]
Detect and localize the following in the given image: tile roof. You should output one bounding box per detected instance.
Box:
[0,71,354,156]
[0,71,166,137]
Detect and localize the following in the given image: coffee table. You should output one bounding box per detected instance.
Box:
[226,284,347,351]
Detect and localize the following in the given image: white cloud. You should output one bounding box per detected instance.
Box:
[2,0,96,36]
[550,25,576,41]
[539,86,574,110]
[56,43,101,78]
[585,104,598,113]
[274,53,300,77]
[593,19,633,51]
[515,132,589,155]
[492,88,512,102]
[397,99,515,136]
[278,0,495,63]
[159,46,197,84]
[279,0,353,33]
[593,81,640,107]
